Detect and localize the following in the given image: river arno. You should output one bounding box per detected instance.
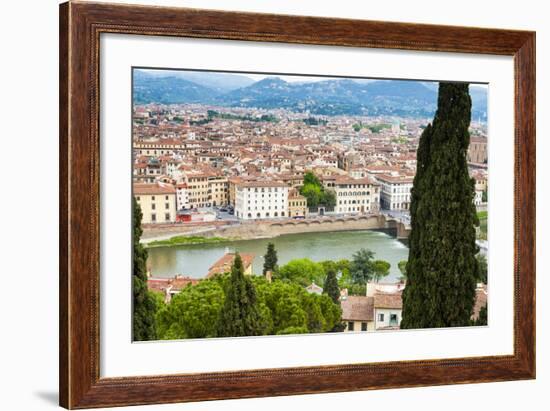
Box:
[147,230,409,282]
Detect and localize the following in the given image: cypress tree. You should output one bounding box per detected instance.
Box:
[323,268,340,305]
[401,83,479,329]
[263,242,278,275]
[133,197,157,341]
[217,253,264,337]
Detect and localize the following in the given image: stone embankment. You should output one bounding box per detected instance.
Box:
[141,214,410,243]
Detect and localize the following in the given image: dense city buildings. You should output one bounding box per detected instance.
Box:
[133,72,490,340]
[132,100,487,222]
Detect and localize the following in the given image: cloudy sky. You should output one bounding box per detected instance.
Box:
[139,68,487,87]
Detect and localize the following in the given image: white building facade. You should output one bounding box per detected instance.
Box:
[376,174,414,211]
[334,177,380,214]
[175,183,190,210]
[234,181,289,220]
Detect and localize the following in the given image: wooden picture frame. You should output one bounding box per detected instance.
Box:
[59,1,535,408]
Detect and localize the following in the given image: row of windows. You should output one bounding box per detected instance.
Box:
[247,205,286,211]
[245,187,284,193]
[241,211,286,218]
[347,322,368,332]
[337,191,371,197]
[150,213,172,222]
[338,184,370,189]
[149,203,171,210]
[135,195,170,201]
[338,206,369,212]
[339,199,370,205]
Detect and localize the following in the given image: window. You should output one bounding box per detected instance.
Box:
[361,322,368,331]
[152,196,155,201]
[165,213,170,221]
[347,322,354,331]
[165,195,169,200]
[378,313,385,322]
[165,203,169,209]
[151,203,156,210]
[390,314,398,326]
[151,213,156,222]
[136,196,140,201]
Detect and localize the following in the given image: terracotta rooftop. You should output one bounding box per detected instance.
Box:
[375,173,414,184]
[341,296,374,322]
[133,182,176,195]
[373,291,403,309]
[147,275,201,293]
[235,180,288,188]
[207,253,255,278]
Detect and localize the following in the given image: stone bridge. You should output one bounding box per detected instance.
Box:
[202,213,411,240]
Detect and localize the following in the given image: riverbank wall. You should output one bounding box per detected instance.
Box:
[142,214,410,243]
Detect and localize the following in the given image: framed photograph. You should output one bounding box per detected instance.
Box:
[59,2,535,409]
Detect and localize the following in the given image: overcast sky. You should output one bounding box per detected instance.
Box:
[140,68,488,87]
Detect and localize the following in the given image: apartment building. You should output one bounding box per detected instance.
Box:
[333,176,380,214]
[288,189,308,218]
[376,173,414,211]
[134,182,177,224]
[234,180,289,220]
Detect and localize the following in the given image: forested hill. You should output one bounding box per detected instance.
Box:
[133,70,488,120]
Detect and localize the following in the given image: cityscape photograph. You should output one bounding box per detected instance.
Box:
[131,68,489,341]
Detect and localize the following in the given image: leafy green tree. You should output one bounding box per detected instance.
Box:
[263,242,278,275]
[372,260,391,282]
[350,248,375,285]
[277,258,326,287]
[347,283,367,296]
[476,254,488,284]
[323,189,337,208]
[401,83,479,329]
[156,280,224,339]
[217,254,265,337]
[300,171,335,209]
[133,198,158,341]
[303,171,322,186]
[323,268,340,304]
[301,183,322,208]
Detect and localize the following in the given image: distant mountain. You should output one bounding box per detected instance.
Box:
[133,70,487,119]
[142,70,256,93]
[133,71,218,104]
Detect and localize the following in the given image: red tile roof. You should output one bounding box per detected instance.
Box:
[341,296,374,322]
[207,253,255,278]
[134,182,176,195]
[147,276,201,293]
[373,291,403,309]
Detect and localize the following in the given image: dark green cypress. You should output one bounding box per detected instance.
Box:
[217,253,264,337]
[401,83,479,329]
[132,197,157,341]
[263,242,278,275]
[323,268,340,305]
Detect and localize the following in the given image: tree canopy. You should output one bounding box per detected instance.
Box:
[217,254,266,337]
[263,242,278,275]
[349,248,376,285]
[323,268,340,305]
[401,82,479,329]
[277,258,326,287]
[300,171,337,209]
[132,198,158,341]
